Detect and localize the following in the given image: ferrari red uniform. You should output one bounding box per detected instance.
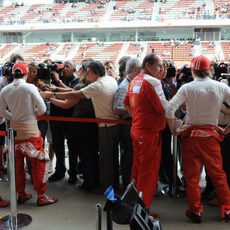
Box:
[124,71,166,207]
[166,56,230,220]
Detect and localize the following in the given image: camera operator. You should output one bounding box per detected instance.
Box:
[0,62,58,206]
[48,60,80,184]
[41,60,119,192]
[41,59,99,191]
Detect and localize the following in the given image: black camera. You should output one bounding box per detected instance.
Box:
[214,62,228,80]
[37,63,51,80]
[47,61,64,72]
[1,61,14,82]
[37,61,64,80]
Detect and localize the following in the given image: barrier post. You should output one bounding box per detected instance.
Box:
[106,210,113,230]
[172,135,178,198]
[0,128,32,229]
[95,203,102,230]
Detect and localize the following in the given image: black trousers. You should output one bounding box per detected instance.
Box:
[67,122,99,187]
[50,121,68,176]
[160,126,181,186]
[119,124,133,189]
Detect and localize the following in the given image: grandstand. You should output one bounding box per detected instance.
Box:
[0,1,230,230]
[0,0,229,66]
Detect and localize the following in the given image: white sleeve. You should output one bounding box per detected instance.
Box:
[153,82,168,110]
[144,76,168,110]
[80,81,100,99]
[166,86,186,118]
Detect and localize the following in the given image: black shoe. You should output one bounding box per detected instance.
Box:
[48,173,65,182]
[68,176,77,185]
[202,190,215,201]
[186,210,202,223]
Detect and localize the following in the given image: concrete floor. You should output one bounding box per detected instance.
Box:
[0,176,229,230]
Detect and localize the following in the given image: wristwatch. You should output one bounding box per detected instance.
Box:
[52,92,57,99]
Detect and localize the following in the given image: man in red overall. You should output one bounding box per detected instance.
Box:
[124,54,167,218]
[0,62,58,207]
[166,55,230,223]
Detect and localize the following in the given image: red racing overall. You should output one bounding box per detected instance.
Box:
[15,135,49,197]
[124,73,166,207]
[181,125,230,216]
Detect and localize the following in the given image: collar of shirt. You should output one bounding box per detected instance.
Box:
[13,78,26,83]
[65,76,79,88]
[126,76,132,83]
[193,76,210,81]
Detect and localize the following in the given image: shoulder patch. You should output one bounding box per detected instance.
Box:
[130,80,143,94]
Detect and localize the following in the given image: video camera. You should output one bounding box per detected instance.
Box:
[220,73,230,78]
[37,61,64,80]
[1,61,14,83]
[214,62,228,80]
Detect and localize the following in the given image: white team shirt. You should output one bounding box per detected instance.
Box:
[166,77,230,125]
[0,78,46,122]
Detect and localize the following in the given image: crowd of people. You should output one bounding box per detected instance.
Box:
[0,52,229,223]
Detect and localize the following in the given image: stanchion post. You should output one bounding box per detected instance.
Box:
[0,128,32,229]
[95,203,102,230]
[8,128,18,228]
[172,135,178,198]
[106,211,113,230]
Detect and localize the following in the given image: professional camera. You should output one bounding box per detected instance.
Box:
[37,63,51,80]
[37,61,64,80]
[219,73,230,86]
[214,62,228,80]
[1,61,14,82]
[47,61,64,72]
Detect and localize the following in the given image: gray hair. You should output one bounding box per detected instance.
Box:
[125,58,141,74]
[64,59,76,70]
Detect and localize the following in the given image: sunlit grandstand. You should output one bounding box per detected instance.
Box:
[0,0,229,66]
[1,1,230,230]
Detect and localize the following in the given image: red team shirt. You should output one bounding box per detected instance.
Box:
[124,75,166,134]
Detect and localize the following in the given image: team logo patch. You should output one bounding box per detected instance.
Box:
[13,82,19,88]
[131,80,143,94]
